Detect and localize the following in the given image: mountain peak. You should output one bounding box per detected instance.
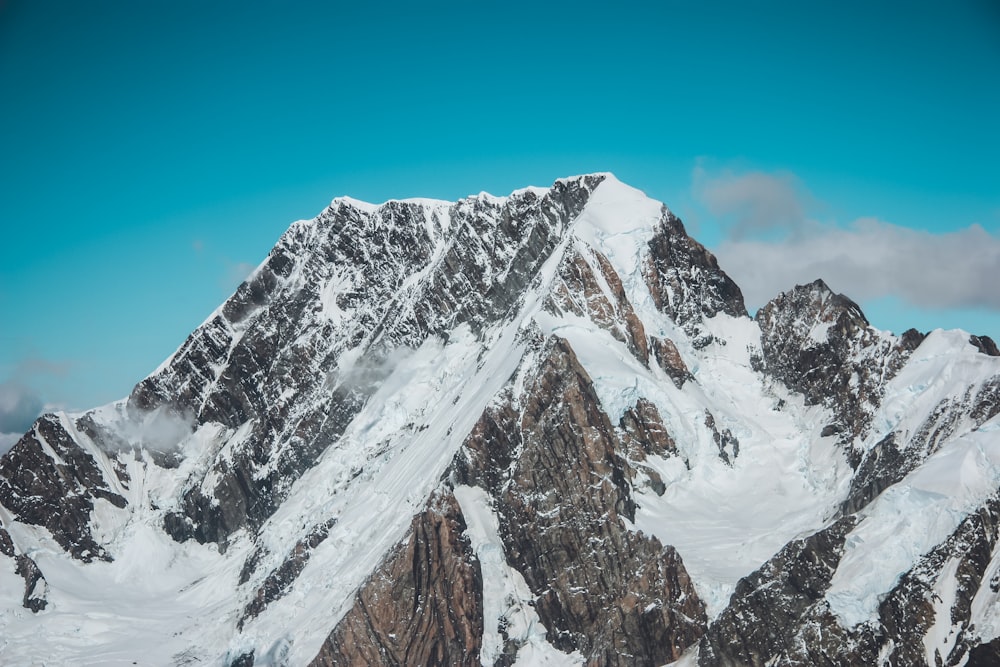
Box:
[755,279,924,444]
[1,175,997,666]
[760,279,870,335]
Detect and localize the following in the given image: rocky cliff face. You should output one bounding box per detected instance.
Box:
[0,174,997,666]
[310,491,484,667]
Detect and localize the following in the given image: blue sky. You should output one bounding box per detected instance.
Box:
[1,0,998,436]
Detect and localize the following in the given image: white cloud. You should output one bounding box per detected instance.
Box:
[116,405,197,453]
[715,218,1000,313]
[692,165,1000,320]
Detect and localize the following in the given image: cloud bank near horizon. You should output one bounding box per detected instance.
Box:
[695,169,1000,325]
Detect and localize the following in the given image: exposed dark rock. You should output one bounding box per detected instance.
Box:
[841,432,908,514]
[590,248,651,364]
[0,523,13,558]
[699,517,857,667]
[619,398,679,495]
[310,491,483,667]
[847,378,1000,515]
[971,376,1000,426]
[0,414,124,562]
[546,246,650,365]
[458,338,706,666]
[875,494,1000,666]
[650,336,692,388]
[400,175,605,342]
[644,212,747,338]
[704,410,739,465]
[0,522,48,612]
[240,518,338,628]
[141,176,609,550]
[967,637,1000,666]
[620,398,678,459]
[756,279,921,445]
[970,334,1000,357]
[701,494,1000,667]
[14,553,48,612]
[1,175,997,666]
[228,651,255,667]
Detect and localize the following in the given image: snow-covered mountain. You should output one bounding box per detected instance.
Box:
[1,174,998,666]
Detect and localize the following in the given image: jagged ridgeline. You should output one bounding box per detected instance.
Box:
[1,174,998,666]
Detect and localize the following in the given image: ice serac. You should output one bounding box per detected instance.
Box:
[0,173,998,667]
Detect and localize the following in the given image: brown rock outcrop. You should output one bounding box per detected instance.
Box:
[310,491,483,667]
[458,337,706,666]
[546,246,650,364]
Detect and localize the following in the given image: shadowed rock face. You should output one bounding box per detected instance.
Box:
[309,491,483,667]
[140,175,608,549]
[755,279,924,446]
[699,495,1000,667]
[840,365,1000,518]
[239,518,338,629]
[0,523,47,612]
[644,212,747,346]
[546,246,650,365]
[307,336,706,667]
[455,338,707,666]
[0,415,125,563]
[698,517,859,667]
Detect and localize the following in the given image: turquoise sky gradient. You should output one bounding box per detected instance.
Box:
[1,1,998,424]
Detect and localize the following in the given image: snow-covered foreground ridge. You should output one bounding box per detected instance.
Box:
[1,173,998,666]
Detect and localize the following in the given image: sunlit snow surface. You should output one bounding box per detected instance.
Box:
[2,175,998,664]
[539,308,852,618]
[826,330,1000,628]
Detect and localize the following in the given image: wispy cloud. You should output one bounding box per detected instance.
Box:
[222,261,256,293]
[715,219,1000,313]
[693,166,814,239]
[117,405,197,453]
